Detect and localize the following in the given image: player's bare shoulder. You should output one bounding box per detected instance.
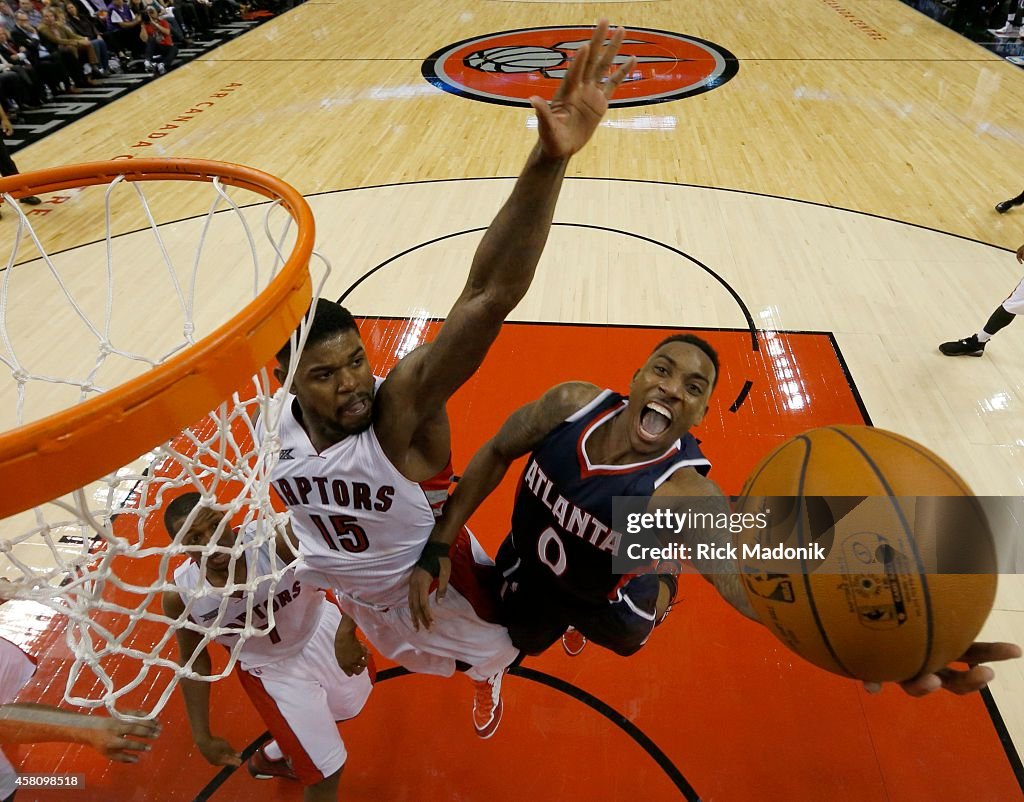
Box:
[372,343,451,479]
[540,381,603,420]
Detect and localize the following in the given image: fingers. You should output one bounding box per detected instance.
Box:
[123,720,160,739]
[936,664,995,695]
[529,95,555,131]
[959,641,1022,665]
[108,750,142,764]
[898,673,943,698]
[558,42,588,96]
[409,582,433,631]
[591,25,625,84]
[220,753,242,768]
[604,55,636,97]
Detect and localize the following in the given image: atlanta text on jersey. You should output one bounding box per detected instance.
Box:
[522,458,625,555]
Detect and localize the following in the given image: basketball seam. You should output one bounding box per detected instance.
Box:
[795,434,856,679]
[827,427,935,679]
[739,436,807,496]
[868,429,972,495]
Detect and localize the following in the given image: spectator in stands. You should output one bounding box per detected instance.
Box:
[12,10,77,94]
[0,51,40,113]
[15,0,38,28]
[0,26,45,103]
[37,7,96,83]
[63,2,108,73]
[990,0,1024,37]
[141,0,188,44]
[139,4,174,72]
[0,3,15,32]
[169,0,208,38]
[107,0,142,60]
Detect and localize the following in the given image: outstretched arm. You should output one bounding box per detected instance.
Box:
[651,471,758,620]
[409,382,600,630]
[384,22,636,432]
[0,704,160,762]
[161,591,241,768]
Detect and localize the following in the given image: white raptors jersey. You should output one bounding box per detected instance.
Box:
[174,524,325,671]
[268,392,448,609]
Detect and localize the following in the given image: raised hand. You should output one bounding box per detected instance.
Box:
[530,19,637,160]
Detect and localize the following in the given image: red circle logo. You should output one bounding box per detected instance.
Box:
[423,26,738,108]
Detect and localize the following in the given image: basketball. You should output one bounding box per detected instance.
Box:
[734,425,997,683]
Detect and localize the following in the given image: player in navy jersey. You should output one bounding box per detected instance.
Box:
[411,335,1019,695]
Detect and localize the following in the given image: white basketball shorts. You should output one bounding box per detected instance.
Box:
[236,602,373,786]
[336,529,518,682]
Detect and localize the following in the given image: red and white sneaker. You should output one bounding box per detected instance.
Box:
[247,744,298,781]
[561,627,587,657]
[471,671,504,739]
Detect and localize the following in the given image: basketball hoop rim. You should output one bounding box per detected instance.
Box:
[0,158,315,520]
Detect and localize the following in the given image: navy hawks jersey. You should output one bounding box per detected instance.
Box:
[509,389,710,603]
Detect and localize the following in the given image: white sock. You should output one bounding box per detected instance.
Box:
[976,330,993,343]
[263,740,284,761]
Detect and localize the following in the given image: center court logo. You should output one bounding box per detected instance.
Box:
[422,26,738,108]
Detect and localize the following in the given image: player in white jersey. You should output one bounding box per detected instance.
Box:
[161,493,373,802]
[267,21,637,739]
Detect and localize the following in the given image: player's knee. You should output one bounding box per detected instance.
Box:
[304,766,342,802]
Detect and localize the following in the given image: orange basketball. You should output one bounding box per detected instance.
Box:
[734,425,997,683]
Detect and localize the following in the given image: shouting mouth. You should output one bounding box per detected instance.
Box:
[638,400,673,441]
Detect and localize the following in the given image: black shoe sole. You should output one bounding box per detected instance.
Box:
[939,348,984,357]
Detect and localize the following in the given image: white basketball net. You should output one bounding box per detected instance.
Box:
[0,172,327,719]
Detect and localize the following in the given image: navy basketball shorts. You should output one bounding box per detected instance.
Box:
[494,535,661,657]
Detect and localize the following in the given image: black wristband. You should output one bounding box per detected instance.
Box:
[415,541,451,578]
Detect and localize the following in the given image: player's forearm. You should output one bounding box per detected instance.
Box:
[463,143,568,313]
[0,703,105,745]
[179,677,214,741]
[657,494,758,620]
[430,441,512,546]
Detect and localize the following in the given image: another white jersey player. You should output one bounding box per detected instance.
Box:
[161,493,373,802]
[265,22,637,739]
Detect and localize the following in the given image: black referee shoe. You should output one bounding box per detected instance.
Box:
[939,335,986,357]
[995,198,1022,213]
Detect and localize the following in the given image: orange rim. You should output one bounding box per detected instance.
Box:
[0,158,314,520]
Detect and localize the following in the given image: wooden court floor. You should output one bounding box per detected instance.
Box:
[0,0,1023,799]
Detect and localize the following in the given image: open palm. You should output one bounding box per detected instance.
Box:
[530,20,636,160]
